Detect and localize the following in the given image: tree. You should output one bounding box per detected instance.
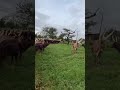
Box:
[36,34,43,38]
[58,33,66,40]
[5,20,15,29]
[16,0,34,29]
[41,26,57,39]
[61,28,75,44]
[0,18,6,28]
[85,8,99,33]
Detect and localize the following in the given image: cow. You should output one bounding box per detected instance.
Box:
[91,29,114,64]
[112,42,120,52]
[72,40,79,54]
[111,36,120,53]
[0,37,20,64]
[35,39,49,52]
[0,29,34,65]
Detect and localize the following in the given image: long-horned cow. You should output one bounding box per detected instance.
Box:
[91,29,114,64]
[111,35,120,52]
[72,40,79,54]
[91,11,114,64]
[71,30,79,54]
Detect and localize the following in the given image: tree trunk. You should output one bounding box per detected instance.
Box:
[67,35,69,44]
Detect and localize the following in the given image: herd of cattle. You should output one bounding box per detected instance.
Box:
[35,38,85,54]
[0,29,84,65]
[90,33,120,64]
[35,38,61,52]
[0,29,34,64]
[1,29,119,65]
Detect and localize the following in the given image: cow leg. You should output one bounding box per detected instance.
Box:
[98,57,101,65]
[36,48,38,52]
[75,48,77,53]
[95,56,97,65]
[72,48,75,54]
[19,52,22,60]
[43,48,44,51]
[15,54,18,65]
[11,56,14,64]
[72,46,75,54]
[92,53,96,64]
[98,53,102,65]
[75,49,77,53]
[96,56,100,65]
[94,55,98,65]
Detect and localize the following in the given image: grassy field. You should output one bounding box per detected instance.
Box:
[35,44,85,90]
[86,46,120,90]
[0,43,119,89]
[0,47,35,90]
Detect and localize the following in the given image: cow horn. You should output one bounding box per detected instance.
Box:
[103,30,114,40]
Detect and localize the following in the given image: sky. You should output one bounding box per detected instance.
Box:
[86,0,120,33]
[0,0,20,18]
[35,0,85,39]
[0,0,120,38]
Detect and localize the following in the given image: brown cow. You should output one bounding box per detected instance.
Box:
[72,40,79,54]
[91,29,114,64]
[0,37,20,64]
[0,30,34,65]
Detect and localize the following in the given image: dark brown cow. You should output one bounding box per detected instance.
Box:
[0,29,34,65]
[112,42,120,52]
[0,37,20,64]
[111,36,120,53]
[35,38,60,52]
[44,39,60,44]
[35,39,49,52]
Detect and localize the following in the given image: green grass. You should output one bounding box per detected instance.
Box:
[86,46,120,90]
[35,44,85,90]
[0,47,35,90]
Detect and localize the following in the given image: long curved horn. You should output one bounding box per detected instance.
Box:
[103,30,115,40]
[99,12,104,40]
[95,8,100,14]
[115,35,118,42]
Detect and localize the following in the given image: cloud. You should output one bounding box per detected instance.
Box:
[0,0,20,18]
[35,11,50,30]
[35,0,85,39]
[86,0,120,33]
[66,0,84,17]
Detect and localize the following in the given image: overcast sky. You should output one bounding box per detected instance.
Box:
[86,0,120,33]
[0,0,120,38]
[0,0,19,18]
[35,0,85,39]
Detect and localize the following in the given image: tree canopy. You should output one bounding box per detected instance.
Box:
[61,28,75,44]
[41,26,58,39]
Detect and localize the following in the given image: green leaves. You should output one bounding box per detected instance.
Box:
[42,26,58,39]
